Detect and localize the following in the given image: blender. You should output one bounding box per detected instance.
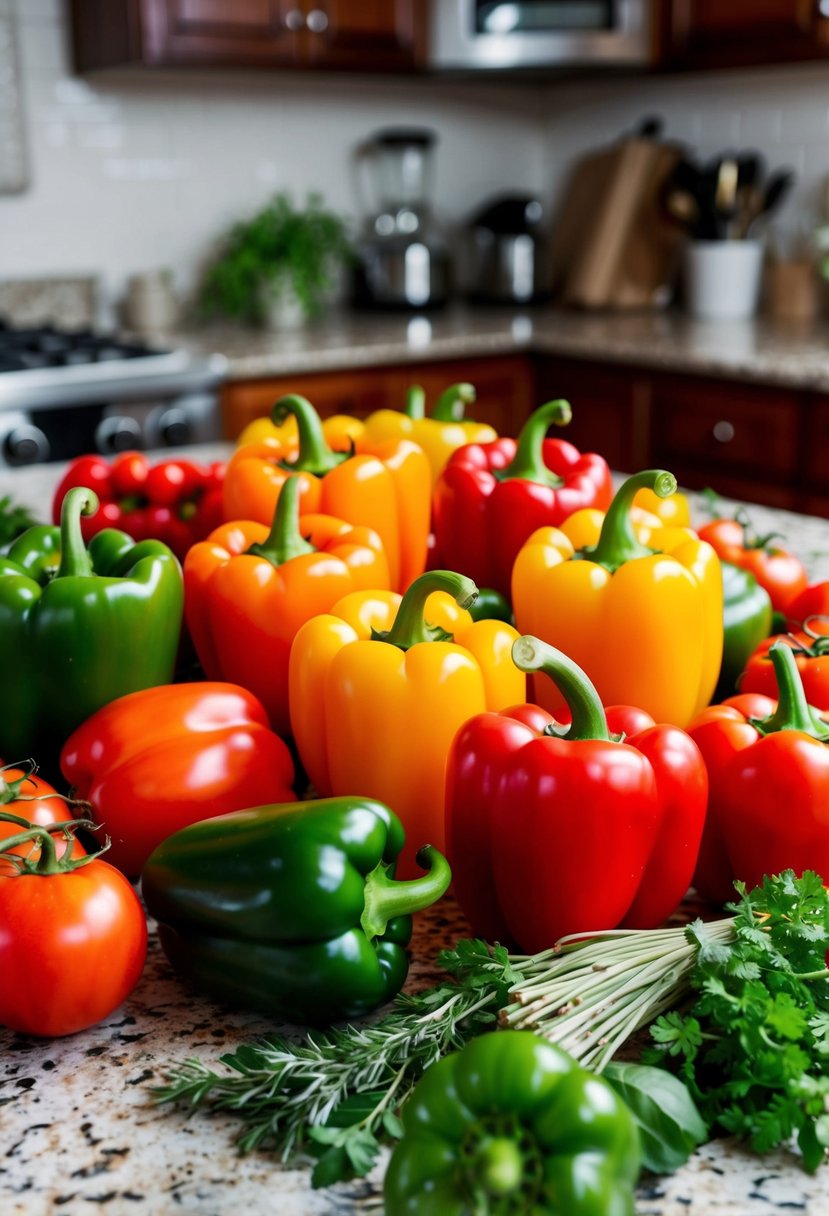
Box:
[351,128,451,309]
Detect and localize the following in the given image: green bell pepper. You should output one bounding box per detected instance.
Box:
[384,1030,641,1216]
[467,586,514,626]
[0,486,183,764]
[141,797,452,1026]
[715,560,773,699]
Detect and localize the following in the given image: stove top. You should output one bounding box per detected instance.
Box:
[0,319,171,372]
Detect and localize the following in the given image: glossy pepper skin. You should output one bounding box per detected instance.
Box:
[512,470,723,728]
[430,398,613,597]
[688,643,829,905]
[52,452,226,561]
[698,508,807,614]
[740,619,829,710]
[0,487,183,766]
[184,475,390,737]
[384,1030,641,1216]
[223,394,430,592]
[61,682,296,876]
[289,570,525,877]
[445,636,708,950]
[359,383,498,485]
[715,561,773,699]
[141,798,451,1025]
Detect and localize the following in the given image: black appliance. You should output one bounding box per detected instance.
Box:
[0,319,226,467]
[465,194,549,304]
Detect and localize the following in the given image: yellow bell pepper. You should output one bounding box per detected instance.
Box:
[512,470,722,728]
[289,571,525,877]
[236,412,362,449]
[224,395,430,593]
[360,384,497,485]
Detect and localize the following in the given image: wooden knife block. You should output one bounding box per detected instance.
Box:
[550,137,684,310]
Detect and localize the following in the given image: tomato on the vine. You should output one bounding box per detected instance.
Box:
[0,815,147,1037]
[0,762,85,875]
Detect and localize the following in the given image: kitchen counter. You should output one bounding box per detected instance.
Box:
[2,449,829,1216]
[171,306,829,392]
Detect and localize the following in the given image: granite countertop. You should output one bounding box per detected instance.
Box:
[167,305,829,392]
[2,450,829,1216]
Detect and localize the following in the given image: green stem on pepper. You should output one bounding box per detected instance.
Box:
[245,475,315,566]
[431,382,476,422]
[511,635,612,743]
[584,469,677,573]
[373,570,478,651]
[403,386,426,420]
[56,487,98,579]
[495,400,572,487]
[751,642,829,741]
[360,844,452,939]
[272,394,350,477]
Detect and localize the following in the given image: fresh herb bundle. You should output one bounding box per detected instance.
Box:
[155,872,829,1187]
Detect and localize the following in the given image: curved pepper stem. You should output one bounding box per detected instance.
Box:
[56,487,98,579]
[431,382,476,422]
[374,570,478,650]
[360,843,452,940]
[751,642,829,741]
[404,385,426,420]
[272,394,350,477]
[512,635,611,742]
[245,475,315,567]
[495,399,572,487]
[586,469,677,572]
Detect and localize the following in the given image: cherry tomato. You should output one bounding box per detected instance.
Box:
[110,451,149,498]
[0,766,86,876]
[145,460,203,507]
[0,857,147,1036]
[698,517,808,613]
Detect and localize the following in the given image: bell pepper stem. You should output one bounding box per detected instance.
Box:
[477,1137,525,1196]
[56,487,98,578]
[245,475,315,566]
[360,844,452,940]
[272,394,349,477]
[496,400,572,487]
[587,469,677,571]
[404,386,426,420]
[431,382,476,422]
[751,642,829,741]
[375,570,478,650]
[512,635,611,742]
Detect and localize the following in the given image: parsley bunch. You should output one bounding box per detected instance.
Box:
[647,870,829,1170]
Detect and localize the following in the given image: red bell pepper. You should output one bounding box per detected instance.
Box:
[697,508,807,614]
[61,682,296,876]
[52,452,226,561]
[445,636,707,952]
[430,400,613,598]
[786,580,829,628]
[740,618,829,711]
[688,642,829,906]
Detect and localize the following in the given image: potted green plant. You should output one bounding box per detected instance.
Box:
[195,192,352,329]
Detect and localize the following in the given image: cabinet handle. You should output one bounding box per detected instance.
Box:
[306,8,329,32]
[284,8,305,30]
[712,420,735,443]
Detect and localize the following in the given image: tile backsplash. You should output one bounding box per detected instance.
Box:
[4,0,829,318]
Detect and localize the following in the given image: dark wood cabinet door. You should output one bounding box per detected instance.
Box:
[535,357,651,473]
[303,1,425,71]
[140,0,301,66]
[661,0,829,69]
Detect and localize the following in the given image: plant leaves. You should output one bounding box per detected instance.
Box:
[310,1144,349,1189]
[604,1062,708,1174]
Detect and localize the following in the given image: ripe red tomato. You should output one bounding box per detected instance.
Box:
[0,765,86,876]
[0,859,147,1036]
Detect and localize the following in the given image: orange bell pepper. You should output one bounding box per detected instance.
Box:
[288,571,525,876]
[224,395,430,594]
[512,470,723,727]
[184,475,390,738]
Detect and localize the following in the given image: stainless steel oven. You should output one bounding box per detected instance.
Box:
[429,0,651,70]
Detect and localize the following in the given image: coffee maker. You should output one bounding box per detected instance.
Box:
[351,128,451,310]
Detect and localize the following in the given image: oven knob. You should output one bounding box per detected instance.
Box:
[96,416,143,454]
[157,408,191,447]
[3,424,50,466]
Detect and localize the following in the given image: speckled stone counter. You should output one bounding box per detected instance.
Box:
[167,306,829,392]
[2,450,829,1215]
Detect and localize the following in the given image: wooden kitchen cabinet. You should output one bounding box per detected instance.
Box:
[535,356,651,473]
[658,0,829,70]
[70,0,425,73]
[221,354,536,441]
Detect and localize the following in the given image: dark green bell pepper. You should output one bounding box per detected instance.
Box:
[0,486,183,763]
[141,797,452,1026]
[715,560,773,700]
[384,1030,641,1216]
[467,586,514,625]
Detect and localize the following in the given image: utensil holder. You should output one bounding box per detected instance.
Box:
[683,241,764,321]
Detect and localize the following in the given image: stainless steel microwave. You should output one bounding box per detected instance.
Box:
[429,0,651,70]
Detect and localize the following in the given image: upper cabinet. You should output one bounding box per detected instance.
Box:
[656,0,829,70]
[69,0,426,73]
